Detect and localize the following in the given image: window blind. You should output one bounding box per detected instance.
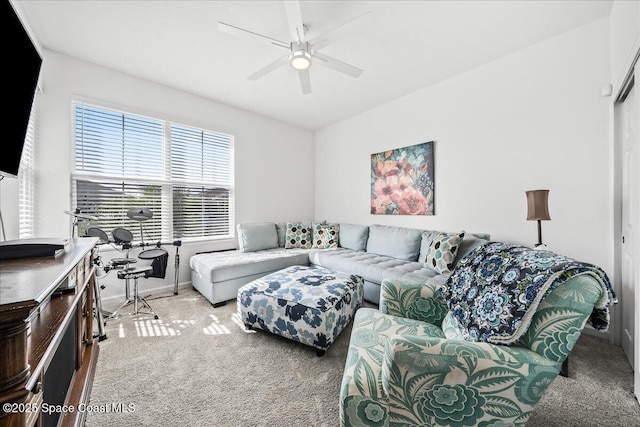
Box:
[73,103,234,241]
[74,179,164,240]
[18,94,37,238]
[75,104,164,178]
[170,124,233,239]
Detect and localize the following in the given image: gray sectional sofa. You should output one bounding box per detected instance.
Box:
[189,222,489,306]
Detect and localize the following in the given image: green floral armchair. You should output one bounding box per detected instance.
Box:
[340,275,605,427]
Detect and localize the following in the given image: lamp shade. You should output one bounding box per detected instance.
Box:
[526,189,551,221]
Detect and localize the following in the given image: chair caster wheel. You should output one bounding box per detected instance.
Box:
[316,349,326,357]
[154,315,159,319]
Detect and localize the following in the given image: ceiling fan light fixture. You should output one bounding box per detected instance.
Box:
[290,49,311,70]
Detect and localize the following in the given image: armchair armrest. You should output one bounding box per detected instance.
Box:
[381,334,560,426]
[380,278,448,325]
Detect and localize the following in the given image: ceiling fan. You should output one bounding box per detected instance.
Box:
[218,1,367,95]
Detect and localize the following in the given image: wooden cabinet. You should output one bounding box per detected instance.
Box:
[0,238,100,427]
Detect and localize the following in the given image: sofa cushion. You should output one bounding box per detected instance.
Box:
[237,222,278,253]
[275,222,287,247]
[366,224,422,261]
[339,223,369,251]
[424,232,465,275]
[285,222,312,249]
[311,223,339,249]
[309,248,447,286]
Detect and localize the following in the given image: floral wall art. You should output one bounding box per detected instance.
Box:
[371,141,434,215]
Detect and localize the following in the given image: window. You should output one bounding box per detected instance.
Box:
[170,124,233,239]
[19,94,37,239]
[73,103,234,242]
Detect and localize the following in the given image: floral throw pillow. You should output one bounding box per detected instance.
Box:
[285,222,312,249]
[425,232,465,275]
[311,223,339,249]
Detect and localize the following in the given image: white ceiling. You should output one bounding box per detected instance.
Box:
[15,0,613,131]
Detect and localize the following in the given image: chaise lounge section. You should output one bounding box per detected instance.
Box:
[190,247,311,306]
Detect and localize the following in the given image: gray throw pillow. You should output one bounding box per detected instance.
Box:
[339,223,369,251]
[236,222,278,252]
[366,224,422,261]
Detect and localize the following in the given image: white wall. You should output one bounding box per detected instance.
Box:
[315,19,612,276]
[610,0,640,93]
[26,50,314,300]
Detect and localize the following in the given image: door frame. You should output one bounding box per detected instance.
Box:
[613,54,640,402]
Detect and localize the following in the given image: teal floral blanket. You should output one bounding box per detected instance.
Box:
[442,242,617,344]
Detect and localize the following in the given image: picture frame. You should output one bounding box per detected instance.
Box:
[370,141,434,215]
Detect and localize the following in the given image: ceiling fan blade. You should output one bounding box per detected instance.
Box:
[218,22,289,49]
[312,52,363,78]
[309,11,371,45]
[310,39,329,52]
[298,69,311,95]
[248,54,290,81]
[283,1,306,44]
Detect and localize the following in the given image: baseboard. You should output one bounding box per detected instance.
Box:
[100,281,192,304]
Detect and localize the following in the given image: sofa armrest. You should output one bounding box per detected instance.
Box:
[381,334,560,426]
[380,278,448,325]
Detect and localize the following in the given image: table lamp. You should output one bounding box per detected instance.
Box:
[526,189,551,247]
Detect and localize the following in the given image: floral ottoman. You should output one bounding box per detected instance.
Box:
[237,265,364,356]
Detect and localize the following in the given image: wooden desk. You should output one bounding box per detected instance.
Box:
[0,238,99,427]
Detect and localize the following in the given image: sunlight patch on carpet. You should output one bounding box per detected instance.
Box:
[231,313,256,333]
[203,314,231,335]
[173,319,196,329]
[134,319,179,337]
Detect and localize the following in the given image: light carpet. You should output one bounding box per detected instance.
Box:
[86,288,640,427]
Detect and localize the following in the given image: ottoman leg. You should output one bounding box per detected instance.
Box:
[244,323,253,330]
[316,349,326,357]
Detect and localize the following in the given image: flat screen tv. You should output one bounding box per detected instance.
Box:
[1,1,42,178]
